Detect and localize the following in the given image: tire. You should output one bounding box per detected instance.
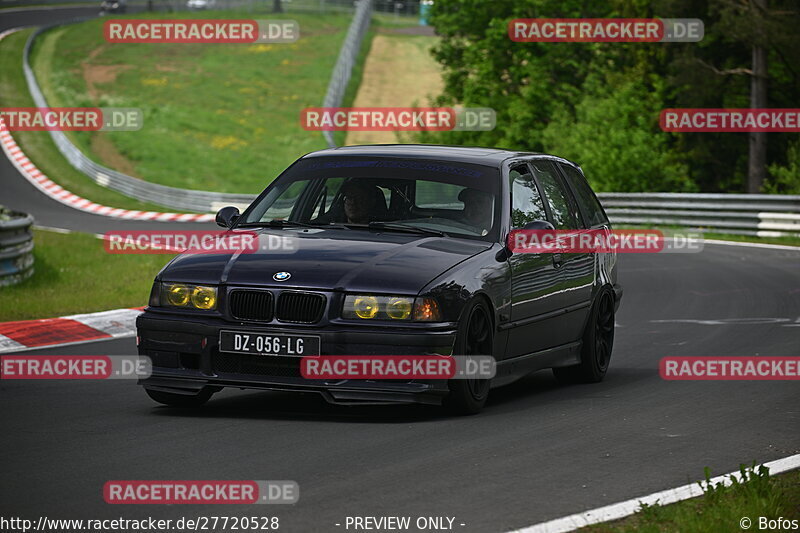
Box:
[553,286,615,385]
[145,388,213,407]
[443,299,493,415]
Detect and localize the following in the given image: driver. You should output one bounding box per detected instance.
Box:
[459,188,493,233]
[341,181,379,224]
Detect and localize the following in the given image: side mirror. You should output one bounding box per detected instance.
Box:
[499,220,556,260]
[523,220,555,230]
[215,206,240,228]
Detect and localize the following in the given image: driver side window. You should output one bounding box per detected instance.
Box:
[509,164,547,229]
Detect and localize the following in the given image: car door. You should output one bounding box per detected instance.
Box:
[505,163,564,357]
[532,160,596,345]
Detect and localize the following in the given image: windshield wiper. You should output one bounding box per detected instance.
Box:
[239,220,345,229]
[364,222,446,237]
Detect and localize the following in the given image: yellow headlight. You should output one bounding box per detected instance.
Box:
[191,286,217,310]
[387,297,412,320]
[165,284,190,306]
[353,296,379,319]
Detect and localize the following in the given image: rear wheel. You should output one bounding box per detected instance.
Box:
[444,300,493,415]
[145,388,213,407]
[553,287,615,384]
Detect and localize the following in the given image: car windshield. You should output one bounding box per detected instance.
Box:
[240,157,500,241]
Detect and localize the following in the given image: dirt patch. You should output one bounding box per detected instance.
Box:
[383,26,436,36]
[90,133,139,178]
[81,45,132,101]
[345,34,444,145]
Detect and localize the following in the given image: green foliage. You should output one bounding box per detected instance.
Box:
[420,0,800,193]
[765,137,800,194]
[540,73,693,191]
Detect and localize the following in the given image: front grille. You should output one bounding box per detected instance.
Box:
[229,290,273,321]
[213,352,302,378]
[275,291,325,323]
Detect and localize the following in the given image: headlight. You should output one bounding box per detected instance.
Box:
[155,282,218,310]
[387,297,412,320]
[191,286,217,310]
[342,295,441,321]
[352,295,379,319]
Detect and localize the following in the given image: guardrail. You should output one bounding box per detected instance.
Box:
[0,210,34,287]
[598,192,800,237]
[321,0,372,148]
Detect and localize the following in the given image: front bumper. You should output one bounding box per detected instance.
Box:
[137,311,457,405]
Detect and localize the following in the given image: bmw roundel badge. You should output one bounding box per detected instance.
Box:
[273,271,291,282]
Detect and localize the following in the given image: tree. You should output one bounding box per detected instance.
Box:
[421,0,800,193]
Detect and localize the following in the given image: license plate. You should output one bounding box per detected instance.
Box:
[219,330,320,357]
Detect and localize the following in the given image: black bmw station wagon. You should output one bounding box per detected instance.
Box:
[137,145,622,414]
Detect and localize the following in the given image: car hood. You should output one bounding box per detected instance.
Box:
[159,228,492,294]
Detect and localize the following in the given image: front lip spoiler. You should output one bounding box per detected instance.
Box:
[141,373,448,406]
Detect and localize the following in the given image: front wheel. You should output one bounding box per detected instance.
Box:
[553,286,615,384]
[444,300,493,415]
[145,388,213,407]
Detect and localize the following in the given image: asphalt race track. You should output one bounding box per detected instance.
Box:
[1,6,799,533]
[2,243,798,531]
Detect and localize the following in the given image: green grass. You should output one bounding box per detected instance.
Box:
[0,229,174,321]
[0,29,175,212]
[701,232,800,247]
[613,225,800,247]
[32,10,354,194]
[582,464,800,533]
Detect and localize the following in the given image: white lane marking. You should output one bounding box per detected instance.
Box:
[651,318,791,325]
[703,239,800,251]
[33,225,74,234]
[506,454,800,533]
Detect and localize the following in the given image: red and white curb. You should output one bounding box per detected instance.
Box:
[0,307,143,353]
[505,453,800,533]
[0,29,214,223]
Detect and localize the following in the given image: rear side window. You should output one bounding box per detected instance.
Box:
[529,161,580,230]
[559,163,609,227]
[509,164,547,229]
